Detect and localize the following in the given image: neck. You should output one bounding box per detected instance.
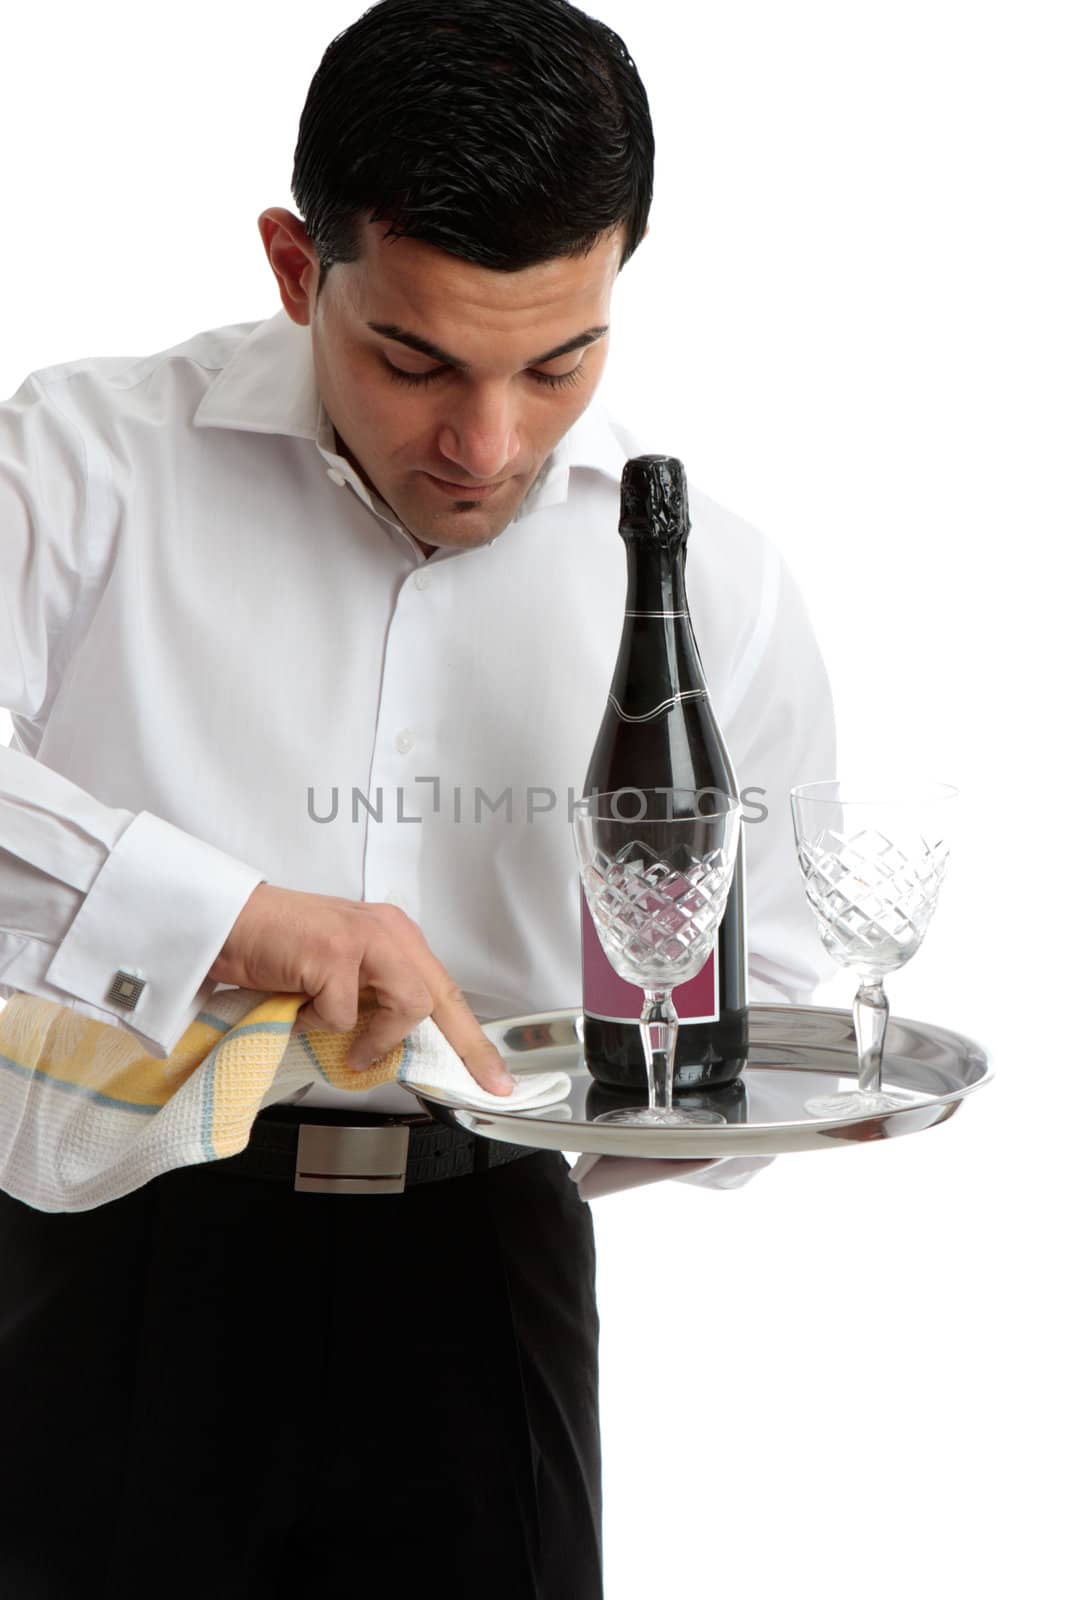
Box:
[334,430,436,560]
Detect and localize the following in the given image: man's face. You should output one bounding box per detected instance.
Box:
[298,219,622,553]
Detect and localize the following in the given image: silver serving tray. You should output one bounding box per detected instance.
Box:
[408,1004,992,1158]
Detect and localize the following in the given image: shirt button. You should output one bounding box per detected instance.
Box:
[326,467,346,487]
[413,570,432,590]
[394,730,415,754]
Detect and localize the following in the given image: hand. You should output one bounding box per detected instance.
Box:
[208,885,516,1095]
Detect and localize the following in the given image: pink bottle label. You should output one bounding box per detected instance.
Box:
[579,889,719,1023]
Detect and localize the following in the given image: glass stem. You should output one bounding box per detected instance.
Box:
[853,979,889,1095]
[639,989,679,1112]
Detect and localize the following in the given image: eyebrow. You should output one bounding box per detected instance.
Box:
[366,321,609,371]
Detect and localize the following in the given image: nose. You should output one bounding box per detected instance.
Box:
[436,383,520,483]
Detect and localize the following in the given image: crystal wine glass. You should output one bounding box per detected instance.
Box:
[572,787,742,1128]
[789,780,958,1118]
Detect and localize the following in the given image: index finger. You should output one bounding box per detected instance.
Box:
[431,977,516,1096]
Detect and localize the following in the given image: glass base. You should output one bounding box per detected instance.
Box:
[804,1089,910,1119]
[593,1107,728,1128]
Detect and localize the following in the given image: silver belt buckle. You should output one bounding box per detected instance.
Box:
[294,1123,410,1194]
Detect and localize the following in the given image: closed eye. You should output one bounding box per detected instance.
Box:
[530,362,587,391]
[383,360,449,388]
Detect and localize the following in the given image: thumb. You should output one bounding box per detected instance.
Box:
[294,1000,346,1036]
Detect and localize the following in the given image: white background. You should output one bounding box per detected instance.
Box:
[2,2,1063,1594]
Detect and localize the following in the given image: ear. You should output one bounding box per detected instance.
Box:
[258,208,321,326]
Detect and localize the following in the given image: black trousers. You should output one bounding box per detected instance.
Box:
[0,1123,602,1599]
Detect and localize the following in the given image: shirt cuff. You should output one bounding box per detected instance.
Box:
[44,810,266,1057]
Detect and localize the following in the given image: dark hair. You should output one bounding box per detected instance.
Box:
[291,0,654,287]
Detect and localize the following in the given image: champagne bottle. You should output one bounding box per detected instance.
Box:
[580,455,749,1091]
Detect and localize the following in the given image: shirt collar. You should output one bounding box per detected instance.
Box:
[193,309,628,518]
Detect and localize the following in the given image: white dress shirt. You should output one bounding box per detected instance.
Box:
[0,310,836,1117]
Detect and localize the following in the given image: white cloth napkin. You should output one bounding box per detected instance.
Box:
[567,1151,776,1200]
[394,1016,573,1111]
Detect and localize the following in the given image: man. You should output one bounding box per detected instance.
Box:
[0,1,834,1594]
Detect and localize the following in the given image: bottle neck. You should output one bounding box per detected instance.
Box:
[623,537,688,615]
[608,537,706,713]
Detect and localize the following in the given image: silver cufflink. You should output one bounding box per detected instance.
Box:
[107,970,146,1011]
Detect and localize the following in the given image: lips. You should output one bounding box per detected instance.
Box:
[424,472,506,500]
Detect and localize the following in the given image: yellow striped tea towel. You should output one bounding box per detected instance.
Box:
[0,988,570,1213]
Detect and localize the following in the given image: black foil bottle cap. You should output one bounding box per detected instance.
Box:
[619,455,691,548]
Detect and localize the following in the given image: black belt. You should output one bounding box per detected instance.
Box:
[208,1103,539,1194]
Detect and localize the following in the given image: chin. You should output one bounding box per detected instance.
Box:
[407,488,522,545]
